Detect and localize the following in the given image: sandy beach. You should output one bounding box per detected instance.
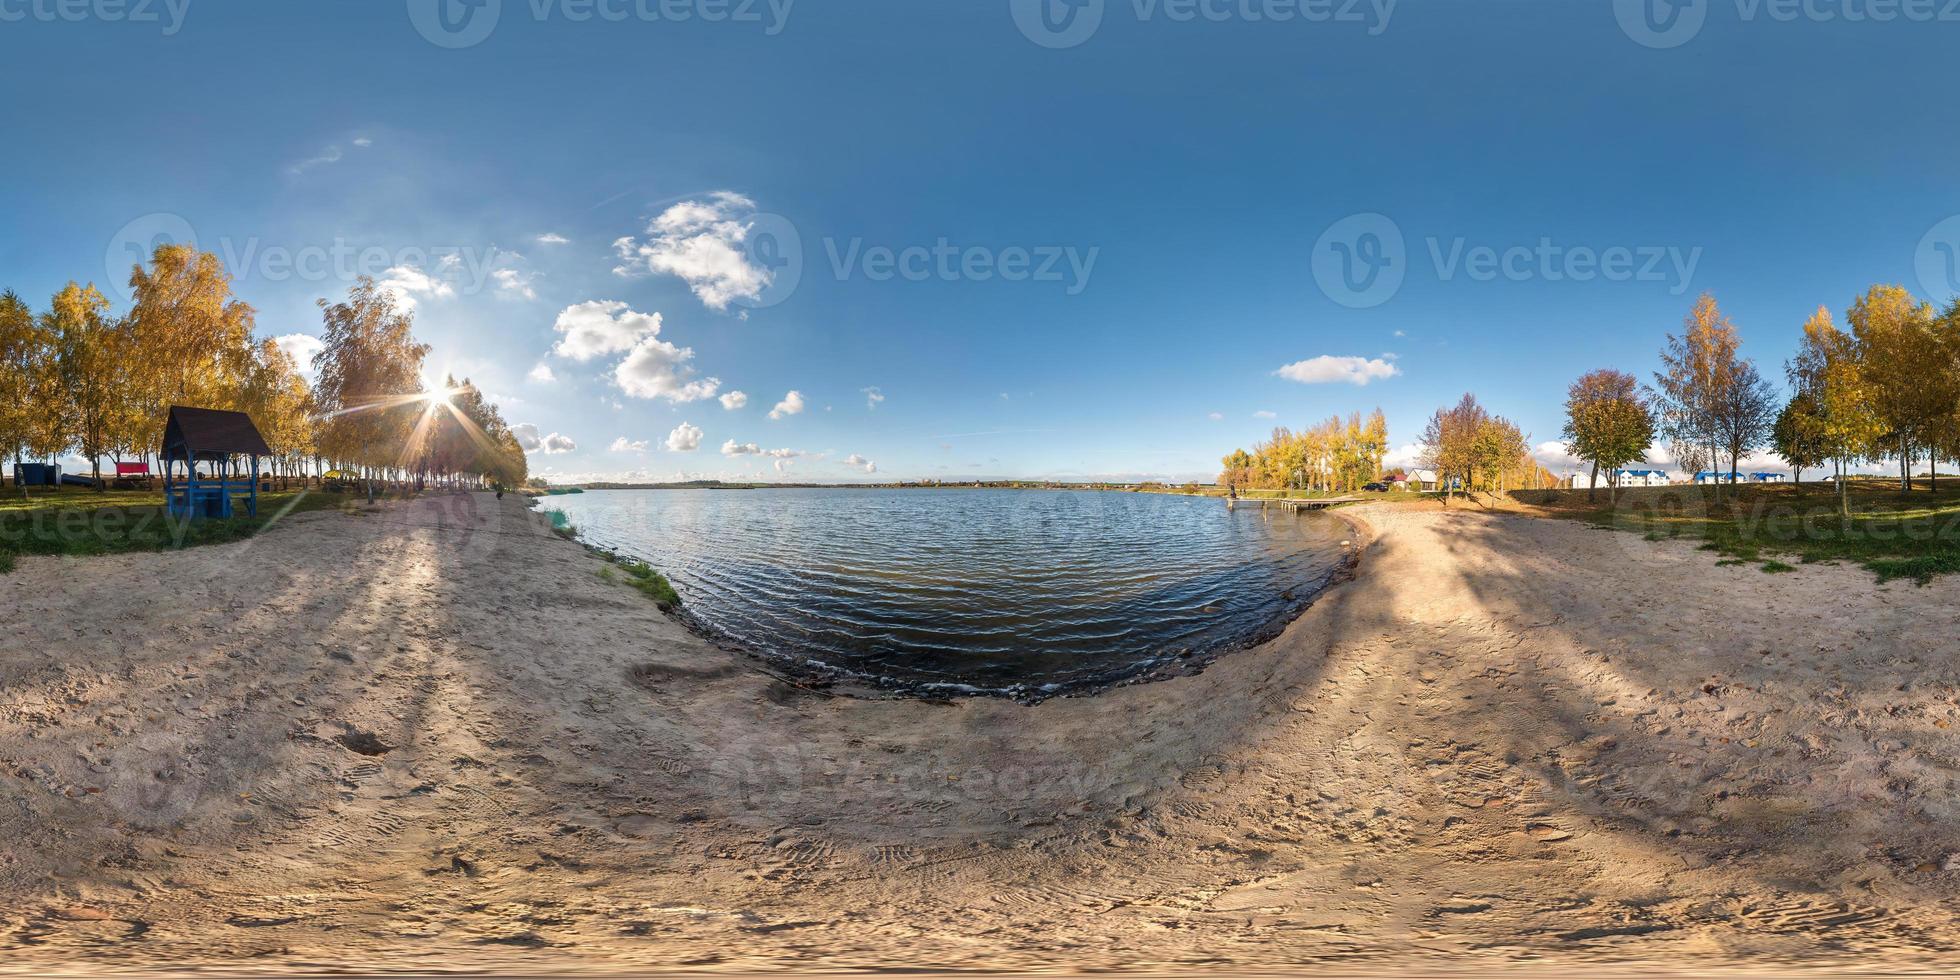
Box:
[4,491,1960,975]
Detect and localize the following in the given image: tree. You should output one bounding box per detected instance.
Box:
[1471,416,1529,494]
[313,278,430,503]
[1848,284,1943,492]
[1652,294,1742,499]
[1926,298,1960,488]
[122,245,258,459]
[1421,393,1488,504]
[1218,449,1254,494]
[0,290,48,468]
[1788,305,1881,517]
[1771,392,1830,487]
[44,283,130,489]
[1712,357,1777,484]
[1562,369,1655,502]
[240,338,316,488]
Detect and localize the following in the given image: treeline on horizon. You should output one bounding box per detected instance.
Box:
[0,244,528,490]
[1561,288,1960,513]
[1219,407,1558,496]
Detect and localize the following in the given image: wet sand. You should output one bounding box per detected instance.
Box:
[4,491,1960,975]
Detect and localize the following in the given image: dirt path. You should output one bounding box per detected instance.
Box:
[4,492,1960,974]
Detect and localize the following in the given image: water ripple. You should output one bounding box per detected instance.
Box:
[551,489,1348,693]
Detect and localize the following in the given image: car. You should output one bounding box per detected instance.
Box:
[1363,482,1390,493]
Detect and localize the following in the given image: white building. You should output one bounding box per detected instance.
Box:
[1613,469,1673,487]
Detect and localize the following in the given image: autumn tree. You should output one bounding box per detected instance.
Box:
[1848,285,1945,492]
[44,283,131,489]
[313,278,430,502]
[1787,305,1881,517]
[0,290,47,468]
[1421,394,1488,504]
[1218,449,1254,493]
[238,338,316,488]
[1646,290,1740,493]
[1771,392,1830,486]
[121,246,259,460]
[1562,369,1655,502]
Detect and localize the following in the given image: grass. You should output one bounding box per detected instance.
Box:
[0,484,367,572]
[1515,481,1960,585]
[618,560,681,610]
[542,505,680,610]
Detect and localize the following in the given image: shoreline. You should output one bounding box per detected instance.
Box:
[6,492,1960,973]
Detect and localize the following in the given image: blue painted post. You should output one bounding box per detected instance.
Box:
[250,455,259,517]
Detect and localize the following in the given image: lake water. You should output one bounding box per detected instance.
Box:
[546,489,1351,696]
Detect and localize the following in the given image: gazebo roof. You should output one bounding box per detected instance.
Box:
[161,406,272,461]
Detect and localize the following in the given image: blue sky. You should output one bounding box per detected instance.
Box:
[3,0,1958,482]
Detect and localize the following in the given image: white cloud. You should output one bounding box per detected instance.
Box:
[527,363,556,384]
[1533,440,1591,475]
[722,440,806,462]
[377,262,455,310]
[1384,442,1428,470]
[535,233,570,245]
[615,335,720,403]
[1207,411,1224,421]
[1393,329,1407,338]
[493,266,537,301]
[768,390,805,420]
[551,300,662,361]
[352,137,373,148]
[719,390,748,410]
[610,436,650,453]
[1253,410,1278,420]
[1276,355,1402,386]
[844,453,877,474]
[513,423,576,455]
[612,191,772,311]
[861,386,885,410]
[270,333,324,380]
[287,144,344,175]
[665,422,704,453]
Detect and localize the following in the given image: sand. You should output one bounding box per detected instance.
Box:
[4,491,1960,975]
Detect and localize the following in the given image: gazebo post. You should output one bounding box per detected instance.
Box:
[250,454,259,517]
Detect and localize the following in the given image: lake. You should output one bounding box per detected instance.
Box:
[546,488,1352,696]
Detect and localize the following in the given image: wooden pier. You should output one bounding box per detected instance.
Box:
[1226,496,1361,512]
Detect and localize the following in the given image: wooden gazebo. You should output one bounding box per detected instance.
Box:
[161,406,271,520]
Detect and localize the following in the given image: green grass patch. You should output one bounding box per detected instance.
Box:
[1523,482,1960,586]
[618,560,681,610]
[0,485,358,571]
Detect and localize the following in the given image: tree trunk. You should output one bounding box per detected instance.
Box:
[1838,457,1849,519]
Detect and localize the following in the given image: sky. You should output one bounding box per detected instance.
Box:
[3,0,1958,483]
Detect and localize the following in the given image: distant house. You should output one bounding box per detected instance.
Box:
[1747,472,1787,483]
[1406,469,1440,491]
[1613,469,1672,487]
[1693,471,1741,485]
